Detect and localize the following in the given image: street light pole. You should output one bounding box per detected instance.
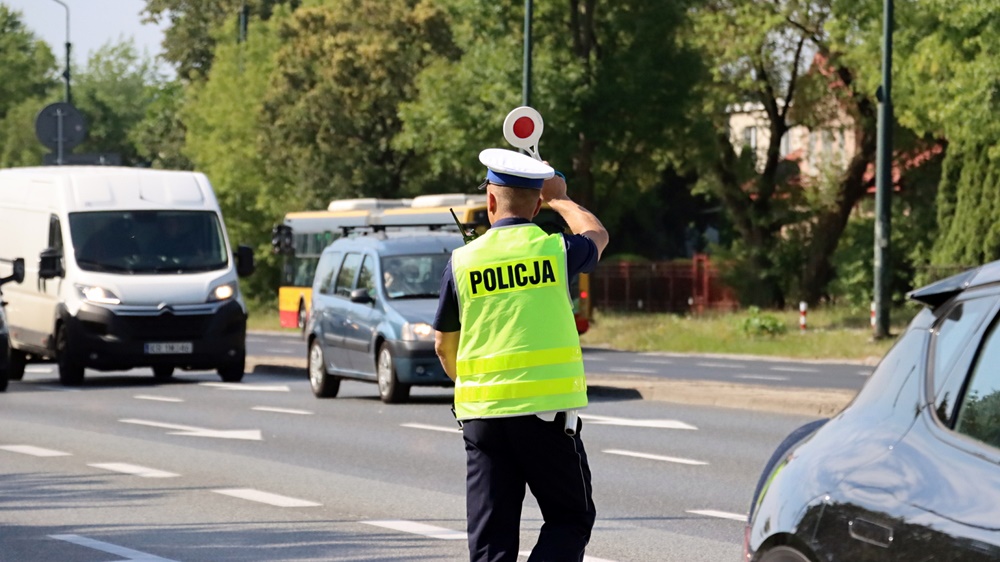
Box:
[874,0,893,339]
[49,0,72,104]
[522,0,533,107]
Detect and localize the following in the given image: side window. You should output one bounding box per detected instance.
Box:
[335,253,363,298]
[357,255,376,294]
[314,252,342,295]
[954,317,1000,450]
[931,297,995,398]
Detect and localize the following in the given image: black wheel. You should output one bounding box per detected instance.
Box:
[217,351,245,382]
[8,346,26,381]
[0,360,8,392]
[152,365,175,380]
[56,327,85,386]
[758,546,812,562]
[309,339,340,398]
[377,343,409,404]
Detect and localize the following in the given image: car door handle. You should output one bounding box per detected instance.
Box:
[848,517,893,548]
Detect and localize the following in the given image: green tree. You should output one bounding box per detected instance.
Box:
[142,0,299,81]
[182,8,286,300]
[131,80,193,170]
[260,0,459,209]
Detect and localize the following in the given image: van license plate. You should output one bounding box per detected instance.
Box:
[145,342,193,354]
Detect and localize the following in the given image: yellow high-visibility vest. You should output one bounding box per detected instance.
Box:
[451,223,587,420]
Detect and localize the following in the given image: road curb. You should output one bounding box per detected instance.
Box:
[247,355,854,417]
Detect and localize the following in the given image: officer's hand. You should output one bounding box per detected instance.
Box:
[540,164,567,203]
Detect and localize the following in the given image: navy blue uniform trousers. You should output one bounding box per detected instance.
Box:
[463,413,597,562]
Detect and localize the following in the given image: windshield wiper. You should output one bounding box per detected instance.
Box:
[394,293,440,299]
[75,259,133,273]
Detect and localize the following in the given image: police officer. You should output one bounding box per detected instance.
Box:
[434,148,609,562]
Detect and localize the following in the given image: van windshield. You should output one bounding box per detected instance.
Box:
[69,210,229,274]
[382,254,451,299]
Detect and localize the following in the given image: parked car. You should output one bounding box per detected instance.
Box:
[745,263,1000,561]
[0,258,25,392]
[306,230,463,403]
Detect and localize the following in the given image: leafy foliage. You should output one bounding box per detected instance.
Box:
[738,306,787,337]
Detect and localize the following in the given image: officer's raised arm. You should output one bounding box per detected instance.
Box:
[539,172,609,259]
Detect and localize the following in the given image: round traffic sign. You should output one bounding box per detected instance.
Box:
[35,102,87,151]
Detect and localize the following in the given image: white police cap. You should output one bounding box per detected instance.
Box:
[479,148,554,189]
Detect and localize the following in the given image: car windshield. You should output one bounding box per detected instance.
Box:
[69,210,229,274]
[382,254,450,299]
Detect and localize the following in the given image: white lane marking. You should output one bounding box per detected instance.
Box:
[584,357,606,361]
[401,422,462,433]
[362,520,466,540]
[609,367,657,374]
[734,374,789,382]
[89,463,179,478]
[213,488,320,507]
[634,358,673,365]
[0,445,71,457]
[696,362,745,369]
[580,414,697,430]
[252,406,314,415]
[519,552,617,562]
[119,418,262,441]
[49,534,179,561]
[604,449,708,466]
[264,347,292,354]
[769,366,819,373]
[687,509,747,522]
[200,382,290,392]
[25,366,53,373]
[135,395,184,403]
[857,370,872,376]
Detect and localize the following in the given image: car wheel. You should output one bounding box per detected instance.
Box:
[56,327,85,386]
[0,357,7,392]
[153,365,175,380]
[217,351,245,382]
[8,346,26,381]
[377,343,409,404]
[758,546,813,562]
[309,339,340,398]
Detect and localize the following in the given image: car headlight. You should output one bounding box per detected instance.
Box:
[75,284,121,305]
[401,322,434,341]
[208,281,237,302]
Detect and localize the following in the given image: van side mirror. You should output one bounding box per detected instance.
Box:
[38,248,63,279]
[235,245,255,278]
[0,258,24,287]
[350,288,374,305]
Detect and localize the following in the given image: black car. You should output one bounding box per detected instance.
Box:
[745,263,1000,561]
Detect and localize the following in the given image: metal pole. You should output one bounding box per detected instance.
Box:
[522,0,533,107]
[50,0,72,104]
[874,0,893,339]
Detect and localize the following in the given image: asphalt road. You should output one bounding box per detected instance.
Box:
[1,363,822,562]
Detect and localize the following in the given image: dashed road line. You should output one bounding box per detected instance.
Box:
[609,367,658,374]
[0,445,71,457]
[769,366,819,373]
[135,395,184,403]
[696,362,745,369]
[362,520,466,540]
[212,488,320,507]
[252,406,314,415]
[401,422,462,433]
[857,370,872,376]
[89,463,179,478]
[686,509,746,522]
[604,449,708,466]
[49,535,179,562]
[581,414,697,430]
[734,374,789,382]
[25,366,53,373]
[633,358,673,365]
[200,382,290,392]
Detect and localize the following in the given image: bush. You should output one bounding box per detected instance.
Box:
[738,306,787,337]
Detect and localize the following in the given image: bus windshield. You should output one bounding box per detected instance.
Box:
[70,210,229,274]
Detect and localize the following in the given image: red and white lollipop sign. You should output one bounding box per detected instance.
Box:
[503,106,544,161]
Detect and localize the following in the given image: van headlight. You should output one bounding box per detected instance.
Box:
[75,284,121,305]
[208,281,236,302]
[401,322,434,342]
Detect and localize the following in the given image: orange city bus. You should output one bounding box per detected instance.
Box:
[272,194,592,334]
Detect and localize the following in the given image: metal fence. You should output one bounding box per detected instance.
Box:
[589,255,738,313]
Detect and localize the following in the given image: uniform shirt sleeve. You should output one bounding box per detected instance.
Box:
[563,233,599,277]
[433,257,461,332]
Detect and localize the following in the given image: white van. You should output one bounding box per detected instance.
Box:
[0,166,255,386]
